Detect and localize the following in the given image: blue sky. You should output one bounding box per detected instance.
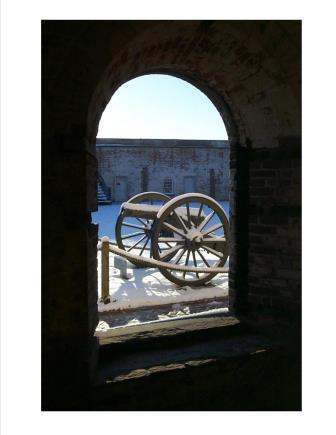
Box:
[97,74,228,140]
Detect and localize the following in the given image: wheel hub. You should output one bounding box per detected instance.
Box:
[185,228,203,250]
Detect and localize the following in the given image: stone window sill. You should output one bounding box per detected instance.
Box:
[94,315,270,384]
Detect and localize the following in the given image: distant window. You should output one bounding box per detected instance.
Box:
[163,177,173,194]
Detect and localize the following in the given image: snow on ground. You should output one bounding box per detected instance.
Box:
[93,201,230,327]
[96,305,229,340]
[97,249,229,312]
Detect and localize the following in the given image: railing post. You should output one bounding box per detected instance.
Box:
[101,236,110,304]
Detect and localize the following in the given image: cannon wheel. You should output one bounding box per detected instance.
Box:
[152,193,229,286]
[115,192,171,267]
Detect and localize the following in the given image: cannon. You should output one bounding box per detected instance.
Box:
[113,192,230,286]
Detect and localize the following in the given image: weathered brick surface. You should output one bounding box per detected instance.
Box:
[96,139,230,200]
[247,144,301,319]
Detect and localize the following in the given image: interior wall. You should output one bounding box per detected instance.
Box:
[42,20,301,409]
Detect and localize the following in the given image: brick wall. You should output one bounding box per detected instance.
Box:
[96,139,230,201]
[247,140,301,322]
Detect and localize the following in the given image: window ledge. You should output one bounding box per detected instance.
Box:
[94,323,279,388]
[97,314,240,346]
[95,315,279,385]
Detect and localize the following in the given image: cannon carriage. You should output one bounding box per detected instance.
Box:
[114,192,229,286]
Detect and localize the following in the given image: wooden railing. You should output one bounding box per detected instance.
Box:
[100,236,110,303]
[98,237,130,304]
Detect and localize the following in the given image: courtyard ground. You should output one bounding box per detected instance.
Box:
[93,201,230,332]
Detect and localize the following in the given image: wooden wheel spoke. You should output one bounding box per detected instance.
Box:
[162,222,186,238]
[186,203,191,229]
[202,245,223,258]
[122,231,144,240]
[183,250,191,278]
[139,236,150,255]
[202,222,224,236]
[174,248,186,265]
[196,203,204,227]
[196,249,210,267]
[192,250,200,278]
[158,237,183,243]
[122,222,145,230]
[173,210,189,234]
[127,234,148,252]
[198,210,215,231]
[202,237,226,243]
[136,217,147,226]
[160,244,183,260]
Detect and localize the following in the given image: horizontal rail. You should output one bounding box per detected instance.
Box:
[107,244,229,274]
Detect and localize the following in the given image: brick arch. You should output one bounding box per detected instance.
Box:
[88,69,240,146]
[87,20,300,148]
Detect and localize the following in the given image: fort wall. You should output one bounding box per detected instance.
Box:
[96,138,230,201]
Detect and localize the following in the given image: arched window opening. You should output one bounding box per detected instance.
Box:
[93,74,231,339]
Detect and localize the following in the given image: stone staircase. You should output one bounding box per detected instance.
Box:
[97,181,112,205]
